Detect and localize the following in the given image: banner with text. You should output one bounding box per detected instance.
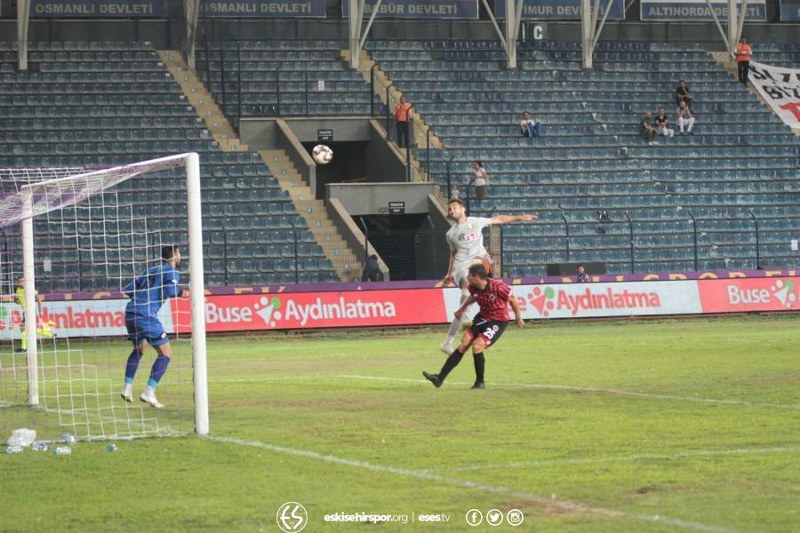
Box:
[749,61,800,129]
[0,299,174,340]
[341,0,479,19]
[5,278,800,339]
[495,0,624,20]
[698,277,800,313]
[640,0,766,20]
[30,0,166,17]
[173,289,448,332]
[444,282,702,320]
[780,0,800,20]
[200,0,326,17]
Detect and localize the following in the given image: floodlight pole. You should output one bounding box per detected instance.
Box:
[17,0,30,72]
[582,0,615,69]
[482,0,523,69]
[184,0,201,70]
[704,0,749,53]
[348,0,383,69]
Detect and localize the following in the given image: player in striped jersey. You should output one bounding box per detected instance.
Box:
[424,263,524,389]
[440,198,536,354]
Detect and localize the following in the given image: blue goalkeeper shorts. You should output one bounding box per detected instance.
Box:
[125,315,169,347]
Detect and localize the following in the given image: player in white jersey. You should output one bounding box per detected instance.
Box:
[440,199,537,354]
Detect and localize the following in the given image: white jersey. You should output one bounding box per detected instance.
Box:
[447,216,492,283]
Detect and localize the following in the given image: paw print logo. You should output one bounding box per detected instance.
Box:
[254,296,282,327]
[527,286,556,317]
[771,280,796,309]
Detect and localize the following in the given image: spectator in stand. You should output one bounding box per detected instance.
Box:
[639,112,658,146]
[469,160,488,202]
[519,111,542,141]
[576,264,591,283]
[677,101,696,135]
[654,106,675,138]
[676,80,693,109]
[395,95,412,148]
[361,254,381,282]
[735,36,752,85]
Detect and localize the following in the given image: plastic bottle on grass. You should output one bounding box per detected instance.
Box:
[54,446,72,456]
[7,428,36,447]
[32,442,49,452]
[3,446,24,454]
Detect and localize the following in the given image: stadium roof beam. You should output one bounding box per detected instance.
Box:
[481,0,524,69]
[581,0,616,69]
[348,0,384,69]
[184,0,200,70]
[703,0,748,53]
[17,0,30,71]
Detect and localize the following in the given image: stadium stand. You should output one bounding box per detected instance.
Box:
[0,41,339,289]
[368,39,800,275]
[196,39,373,124]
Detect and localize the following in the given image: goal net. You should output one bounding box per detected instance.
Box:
[0,153,207,444]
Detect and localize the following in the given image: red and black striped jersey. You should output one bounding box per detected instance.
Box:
[468,278,512,321]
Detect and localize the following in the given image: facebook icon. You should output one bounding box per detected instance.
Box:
[465,509,483,526]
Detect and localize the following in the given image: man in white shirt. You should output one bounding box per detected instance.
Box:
[677,101,696,135]
[519,111,542,140]
[440,199,537,353]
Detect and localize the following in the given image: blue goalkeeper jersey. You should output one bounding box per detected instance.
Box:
[124,262,181,318]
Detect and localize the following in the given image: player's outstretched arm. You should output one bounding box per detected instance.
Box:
[490,213,538,225]
[509,294,525,328]
[454,295,476,320]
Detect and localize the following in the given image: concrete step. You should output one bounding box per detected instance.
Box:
[158,50,248,152]
[257,148,362,280]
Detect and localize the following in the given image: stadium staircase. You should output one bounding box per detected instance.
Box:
[159,50,246,152]
[0,41,339,289]
[258,147,362,281]
[367,40,800,275]
[161,49,362,281]
[342,48,444,183]
[196,41,439,185]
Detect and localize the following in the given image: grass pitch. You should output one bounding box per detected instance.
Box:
[3,315,800,532]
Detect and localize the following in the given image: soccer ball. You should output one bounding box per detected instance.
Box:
[312,144,333,165]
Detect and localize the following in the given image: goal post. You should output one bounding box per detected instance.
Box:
[1,152,208,440]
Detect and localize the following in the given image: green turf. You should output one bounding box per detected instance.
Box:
[3,315,800,532]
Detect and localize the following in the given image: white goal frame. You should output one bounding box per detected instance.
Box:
[13,152,208,436]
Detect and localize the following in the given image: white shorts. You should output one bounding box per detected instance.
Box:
[453,256,492,287]
[453,263,471,288]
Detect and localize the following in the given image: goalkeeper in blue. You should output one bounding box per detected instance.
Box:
[120,245,189,408]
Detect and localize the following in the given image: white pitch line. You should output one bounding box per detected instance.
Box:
[207,435,734,533]
[440,445,800,472]
[337,374,800,410]
[210,376,322,384]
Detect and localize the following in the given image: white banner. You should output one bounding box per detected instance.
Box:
[749,61,800,129]
[443,281,702,320]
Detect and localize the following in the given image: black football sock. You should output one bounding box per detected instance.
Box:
[473,352,485,383]
[438,349,464,382]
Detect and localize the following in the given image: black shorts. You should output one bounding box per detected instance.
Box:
[467,314,507,347]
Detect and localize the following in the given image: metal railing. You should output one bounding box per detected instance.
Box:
[543,210,768,274]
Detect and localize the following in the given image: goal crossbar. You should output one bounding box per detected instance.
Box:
[0,153,191,229]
